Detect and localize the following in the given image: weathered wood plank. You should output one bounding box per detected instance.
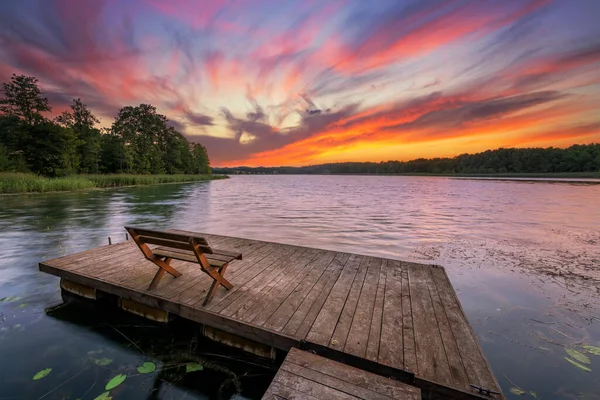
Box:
[208,244,301,313]
[272,369,360,400]
[286,348,421,399]
[408,265,452,385]
[248,249,325,326]
[227,247,313,321]
[365,259,387,362]
[401,266,417,373]
[328,255,369,351]
[263,251,337,332]
[237,247,321,323]
[262,381,321,400]
[280,361,392,400]
[220,247,307,317]
[426,266,470,388]
[283,252,350,337]
[188,242,283,308]
[378,260,404,369]
[345,257,383,358]
[305,253,362,346]
[430,266,502,393]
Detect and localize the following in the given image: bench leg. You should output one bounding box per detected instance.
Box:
[202,264,232,306]
[147,257,180,291]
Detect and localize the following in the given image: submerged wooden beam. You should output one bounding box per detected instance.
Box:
[60,278,100,300]
[203,325,276,359]
[119,297,170,323]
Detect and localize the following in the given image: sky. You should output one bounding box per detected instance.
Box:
[0,0,599,167]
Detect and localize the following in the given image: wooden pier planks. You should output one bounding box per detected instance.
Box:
[39,232,504,399]
[262,348,421,400]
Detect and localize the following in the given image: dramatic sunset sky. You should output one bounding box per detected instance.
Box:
[1,0,599,166]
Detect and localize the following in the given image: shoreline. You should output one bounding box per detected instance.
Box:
[0,174,229,195]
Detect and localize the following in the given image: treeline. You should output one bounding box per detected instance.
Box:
[214,144,600,175]
[0,74,210,177]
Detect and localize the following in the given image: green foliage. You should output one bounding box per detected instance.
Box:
[191,143,211,174]
[185,362,204,373]
[565,348,591,364]
[0,172,225,193]
[105,373,126,390]
[93,392,112,400]
[55,99,102,173]
[582,345,600,356]
[32,368,52,380]
[93,358,113,366]
[137,361,156,374]
[0,74,213,176]
[21,122,79,176]
[0,74,51,126]
[565,357,591,372]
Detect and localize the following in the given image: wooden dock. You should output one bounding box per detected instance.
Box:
[39,231,504,400]
[263,348,421,399]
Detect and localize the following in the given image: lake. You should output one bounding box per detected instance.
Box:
[1,175,599,399]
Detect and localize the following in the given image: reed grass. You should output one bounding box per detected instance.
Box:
[0,173,227,194]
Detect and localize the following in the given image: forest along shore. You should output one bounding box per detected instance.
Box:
[0,173,227,194]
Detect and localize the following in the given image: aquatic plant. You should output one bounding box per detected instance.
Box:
[137,362,156,374]
[105,373,127,390]
[32,368,52,380]
[0,172,227,194]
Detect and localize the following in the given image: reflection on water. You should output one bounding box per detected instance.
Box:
[1,175,599,399]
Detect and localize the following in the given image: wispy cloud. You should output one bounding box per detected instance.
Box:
[0,0,598,165]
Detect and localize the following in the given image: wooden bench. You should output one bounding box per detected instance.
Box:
[125,226,242,306]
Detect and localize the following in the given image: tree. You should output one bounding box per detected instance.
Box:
[98,129,126,173]
[0,74,51,126]
[56,99,101,173]
[22,122,78,176]
[191,143,211,174]
[111,104,170,174]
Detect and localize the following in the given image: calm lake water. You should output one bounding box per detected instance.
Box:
[1,175,599,399]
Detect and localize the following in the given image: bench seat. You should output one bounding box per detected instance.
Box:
[125,226,242,306]
[153,246,242,268]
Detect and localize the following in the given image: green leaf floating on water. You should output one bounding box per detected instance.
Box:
[33,368,52,380]
[137,362,156,374]
[186,363,203,373]
[582,345,600,356]
[94,358,113,366]
[509,387,526,395]
[94,392,112,400]
[565,357,591,372]
[105,374,126,390]
[565,348,591,364]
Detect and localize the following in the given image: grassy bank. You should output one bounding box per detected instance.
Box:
[0,173,228,194]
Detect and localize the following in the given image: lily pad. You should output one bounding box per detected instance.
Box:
[565,348,591,364]
[582,345,600,356]
[94,358,113,366]
[510,387,526,395]
[33,368,52,380]
[0,296,21,302]
[565,357,591,372]
[105,373,126,390]
[94,392,112,400]
[137,362,156,374]
[186,363,204,373]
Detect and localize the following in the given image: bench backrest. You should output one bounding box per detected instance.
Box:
[125,226,213,255]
